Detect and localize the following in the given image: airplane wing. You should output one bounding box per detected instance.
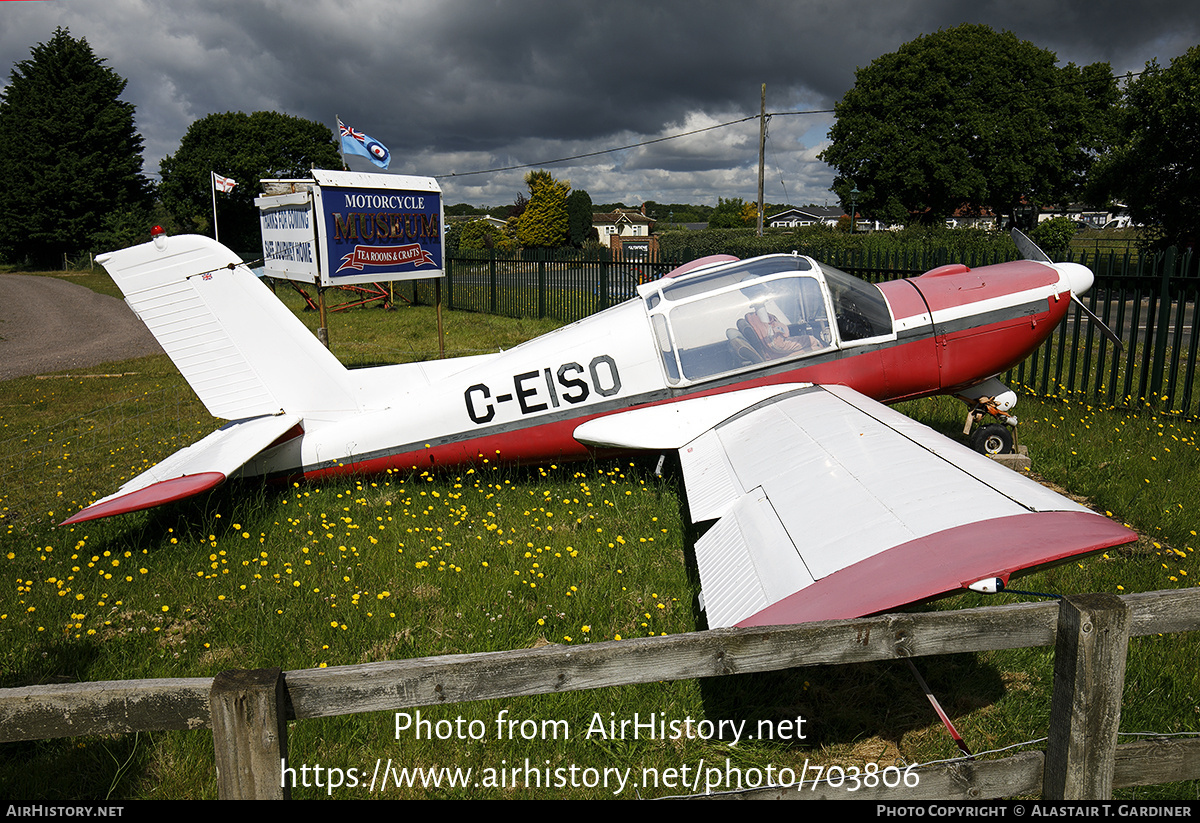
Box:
[574,384,1135,628]
[62,413,301,525]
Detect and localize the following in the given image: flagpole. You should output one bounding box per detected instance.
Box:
[336,114,349,170]
[210,172,219,242]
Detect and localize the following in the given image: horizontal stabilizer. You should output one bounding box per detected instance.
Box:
[62,413,301,525]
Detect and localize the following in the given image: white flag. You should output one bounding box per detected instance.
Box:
[212,172,237,193]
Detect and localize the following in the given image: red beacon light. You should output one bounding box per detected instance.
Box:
[151,225,168,250]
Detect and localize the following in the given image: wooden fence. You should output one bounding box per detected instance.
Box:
[2,588,1198,800]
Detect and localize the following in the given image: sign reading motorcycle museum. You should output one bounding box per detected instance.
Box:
[256,168,444,287]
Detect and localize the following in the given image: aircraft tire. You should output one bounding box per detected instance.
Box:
[970,424,1014,456]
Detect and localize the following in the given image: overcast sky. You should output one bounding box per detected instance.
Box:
[2,0,1196,210]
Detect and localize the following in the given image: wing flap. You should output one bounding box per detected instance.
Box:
[693,489,816,629]
[62,413,301,525]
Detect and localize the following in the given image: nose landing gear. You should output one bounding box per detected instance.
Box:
[955,378,1019,456]
[969,422,1015,456]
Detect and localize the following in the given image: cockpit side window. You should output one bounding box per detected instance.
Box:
[820,264,894,342]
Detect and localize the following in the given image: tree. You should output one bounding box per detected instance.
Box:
[456,218,511,251]
[158,111,341,252]
[820,24,1117,227]
[0,28,152,267]
[1092,47,1200,248]
[1030,216,1078,258]
[565,188,594,248]
[515,169,569,248]
[708,197,749,228]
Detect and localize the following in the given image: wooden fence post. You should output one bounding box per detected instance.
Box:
[210,667,290,800]
[1043,593,1131,800]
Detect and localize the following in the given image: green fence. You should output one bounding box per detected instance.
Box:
[388,244,1199,420]
[1007,246,1199,418]
[393,247,676,321]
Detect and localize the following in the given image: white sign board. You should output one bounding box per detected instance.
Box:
[256,191,320,284]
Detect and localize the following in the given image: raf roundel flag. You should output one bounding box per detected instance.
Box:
[338,118,391,169]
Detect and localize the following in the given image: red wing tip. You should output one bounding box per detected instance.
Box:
[735,511,1137,627]
[60,472,227,525]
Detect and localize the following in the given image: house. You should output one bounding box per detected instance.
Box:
[766,206,844,228]
[446,214,507,230]
[1036,204,1131,229]
[593,207,655,247]
[944,206,998,230]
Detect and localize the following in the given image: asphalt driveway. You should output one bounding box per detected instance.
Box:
[0,274,162,381]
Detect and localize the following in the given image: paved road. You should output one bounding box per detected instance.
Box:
[0,274,162,381]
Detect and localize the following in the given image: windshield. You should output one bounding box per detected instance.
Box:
[645,257,834,383]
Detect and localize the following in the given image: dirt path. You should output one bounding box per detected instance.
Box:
[0,274,162,381]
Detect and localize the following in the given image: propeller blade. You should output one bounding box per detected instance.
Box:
[1012,228,1123,352]
[1011,228,1051,263]
[1071,293,1124,353]
[1070,296,1123,355]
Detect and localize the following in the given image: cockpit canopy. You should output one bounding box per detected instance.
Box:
[640,254,894,385]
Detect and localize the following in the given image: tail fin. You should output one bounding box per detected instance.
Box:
[97,234,359,420]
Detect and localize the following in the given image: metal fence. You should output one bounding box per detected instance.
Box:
[391,247,674,320]
[1011,246,1199,417]
[389,244,1199,419]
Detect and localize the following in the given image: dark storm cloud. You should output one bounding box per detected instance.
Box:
[1,0,1195,206]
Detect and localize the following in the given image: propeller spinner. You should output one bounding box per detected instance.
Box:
[1011,229,1123,353]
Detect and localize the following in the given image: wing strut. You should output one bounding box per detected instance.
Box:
[905,660,973,759]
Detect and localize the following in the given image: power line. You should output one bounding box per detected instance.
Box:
[434,109,835,181]
[431,65,1138,183]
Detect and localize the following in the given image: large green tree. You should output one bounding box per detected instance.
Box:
[820,24,1117,226]
[1092,47,1200,248]
[158,111,341,253]
[0,27,152,267]
[515,170,570,248]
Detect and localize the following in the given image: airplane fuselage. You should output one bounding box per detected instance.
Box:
[265,254,1079,483]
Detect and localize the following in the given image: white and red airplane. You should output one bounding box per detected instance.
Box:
[63,230,1135,628]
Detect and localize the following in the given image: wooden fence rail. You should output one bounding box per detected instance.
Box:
[2,588,1198,799]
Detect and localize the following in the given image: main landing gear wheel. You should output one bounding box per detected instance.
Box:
[970,424,1014,456]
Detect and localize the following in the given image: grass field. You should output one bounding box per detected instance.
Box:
[1,271,1197,800]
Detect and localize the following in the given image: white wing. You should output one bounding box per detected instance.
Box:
[575,384,1135,627]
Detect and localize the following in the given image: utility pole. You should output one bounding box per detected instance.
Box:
[757,83,766,237]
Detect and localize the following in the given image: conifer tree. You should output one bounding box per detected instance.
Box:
[516,170,570,248]
[0,28,151,267]
[566,188,594,248]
